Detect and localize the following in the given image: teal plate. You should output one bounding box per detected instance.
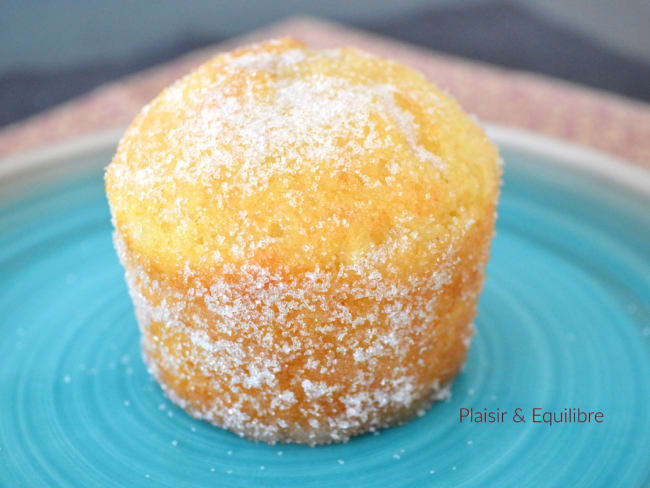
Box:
[1,126,649,487]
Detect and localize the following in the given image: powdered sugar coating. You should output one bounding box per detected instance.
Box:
[106,38,500,444]
[106,39,498,275]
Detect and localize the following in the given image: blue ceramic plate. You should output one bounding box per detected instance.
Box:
[1,126,649,487]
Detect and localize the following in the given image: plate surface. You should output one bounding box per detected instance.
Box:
[1,127,649,487]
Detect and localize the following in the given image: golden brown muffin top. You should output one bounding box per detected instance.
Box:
[106,38,500,277]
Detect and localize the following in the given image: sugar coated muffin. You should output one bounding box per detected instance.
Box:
[106,38,500,445]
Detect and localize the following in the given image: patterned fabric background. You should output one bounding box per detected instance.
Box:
[1,18,649,167]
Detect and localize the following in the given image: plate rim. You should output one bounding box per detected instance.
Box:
[1,125,649,486]
[0,124,648,198]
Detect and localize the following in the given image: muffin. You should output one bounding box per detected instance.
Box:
[105,38,500,445]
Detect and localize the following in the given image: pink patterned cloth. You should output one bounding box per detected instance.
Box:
[1,18,649,167]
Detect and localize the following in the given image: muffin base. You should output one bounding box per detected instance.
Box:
[115,201,493,445]
[142,344,459,445]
